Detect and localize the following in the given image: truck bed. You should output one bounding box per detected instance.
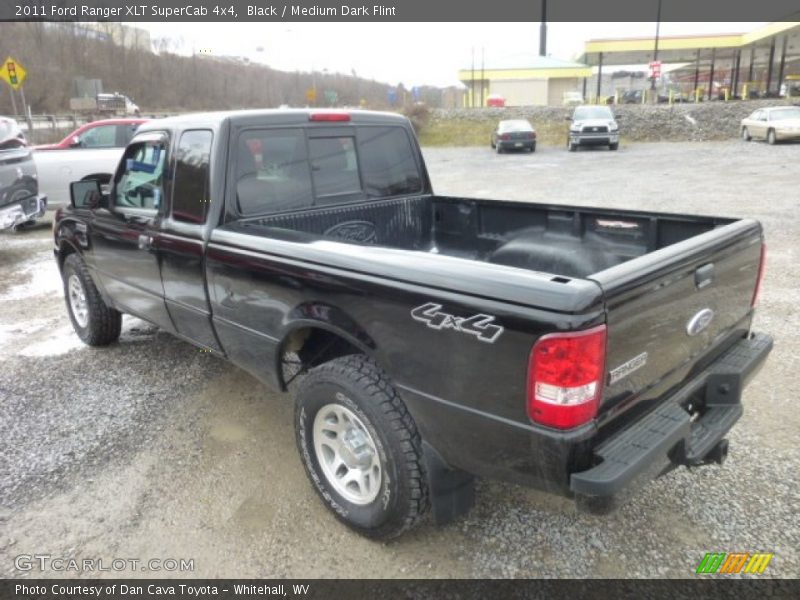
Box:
[236,194,734,280]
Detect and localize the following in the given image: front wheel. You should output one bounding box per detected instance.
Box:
[767,129,777,145]
[741,127,751,141]
[295,355,429,540]
[62,254,122,346]
[609,142,619,151]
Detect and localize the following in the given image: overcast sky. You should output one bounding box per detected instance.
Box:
[136,22,766,87]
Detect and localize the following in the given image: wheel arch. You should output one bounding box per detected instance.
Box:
[275,306,379,391]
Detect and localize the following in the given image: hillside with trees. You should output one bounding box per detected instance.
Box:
[0,23,456,115]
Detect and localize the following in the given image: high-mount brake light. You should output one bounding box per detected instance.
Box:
[527,325,607,430]
[309,113,351,122]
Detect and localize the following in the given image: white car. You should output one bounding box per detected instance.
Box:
[741,106,800,145]
[33,119,145,206]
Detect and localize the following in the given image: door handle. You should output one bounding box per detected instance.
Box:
[138,234,154,251]
[695,263,714,289]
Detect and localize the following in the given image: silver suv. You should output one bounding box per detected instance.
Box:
[566,105,620,151]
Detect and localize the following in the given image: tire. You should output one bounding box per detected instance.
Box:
[62,254,122,346]
[490,139,496,149]
[496,144,503,154]
[568,139,577,152]
[742,127,751,141]
[530,143,536,153]
[767,129,777,145]
[609,143,619,151]
[295,355,429,540]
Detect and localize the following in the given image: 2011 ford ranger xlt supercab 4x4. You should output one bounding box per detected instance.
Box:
[54,110,772,539]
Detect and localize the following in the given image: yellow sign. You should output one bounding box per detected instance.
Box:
[0,56,27,91]
[305,87,317,104]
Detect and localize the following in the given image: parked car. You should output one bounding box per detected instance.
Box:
[34,118,147,151]
[491,119,536,153]
[620,90,644,104]
[563,91,584,106]
[33,118,147,206]
[486,94,506,108]
[567,105,620,151]
[55,109,771,539]
[740,106,800,145]
[0,117,47,231]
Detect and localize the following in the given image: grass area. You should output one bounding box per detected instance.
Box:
[417,119,572,147]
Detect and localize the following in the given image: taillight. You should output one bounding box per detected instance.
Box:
[500,133,510,140]
[309,113,351,122]
[751,243,767,308]
[529,132,537,139]
[527,325,607,429]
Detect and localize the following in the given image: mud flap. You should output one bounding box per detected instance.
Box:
[422,441,475,525]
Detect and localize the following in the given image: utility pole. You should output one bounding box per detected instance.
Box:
[480,47,485,107]
[651,0,662,92]
[471,46,475,108]
[539,0,547,56]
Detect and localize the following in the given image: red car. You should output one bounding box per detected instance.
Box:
[34,118,147,151]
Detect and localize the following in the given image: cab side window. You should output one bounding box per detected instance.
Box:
[79,125,117,148]
[114,141,166,211]
[172,130,213,224]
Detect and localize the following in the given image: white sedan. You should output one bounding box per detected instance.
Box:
[741,106,800,145]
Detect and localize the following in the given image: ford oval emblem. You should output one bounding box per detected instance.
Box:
[686,308,714,336]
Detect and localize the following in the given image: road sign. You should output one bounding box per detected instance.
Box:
[1,56,27,91]
[649,60,662,79]
[305,87,317,104]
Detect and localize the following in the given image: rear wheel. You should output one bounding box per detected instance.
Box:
[529,143,536,153]
[295,355,429,540]
[62,254,122,346]
[767,129,777,145]
[496,144,503,154]
[609,143,619,151]
[568,139,577,152]
[741,127,751,141]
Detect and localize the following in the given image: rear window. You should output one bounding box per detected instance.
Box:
[236,129,314,216]
[358,126,422,197]
[235,124,422,217]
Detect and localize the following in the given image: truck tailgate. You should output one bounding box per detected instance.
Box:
[590,219,764,424]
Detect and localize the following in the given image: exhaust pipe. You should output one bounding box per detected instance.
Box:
[707,439,729,465]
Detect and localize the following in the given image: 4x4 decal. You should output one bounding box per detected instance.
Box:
[410,303,504,344]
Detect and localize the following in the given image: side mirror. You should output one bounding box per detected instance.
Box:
[69,136,82,148]
[70,179,106,209]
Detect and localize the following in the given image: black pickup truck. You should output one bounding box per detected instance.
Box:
[54,110,772,539]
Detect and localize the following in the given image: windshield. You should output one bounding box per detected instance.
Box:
[771,108,800,121]
[499,120,533,131]
[573,106,614,120]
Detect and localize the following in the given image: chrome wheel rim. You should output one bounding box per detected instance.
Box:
[68,274,89,328]
[313,400,382,505]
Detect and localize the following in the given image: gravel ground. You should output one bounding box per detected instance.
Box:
[0,139,798,579]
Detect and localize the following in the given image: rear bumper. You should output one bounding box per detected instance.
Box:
[0,194,47,230]
[570,332,773,510]
[497,140,535,151]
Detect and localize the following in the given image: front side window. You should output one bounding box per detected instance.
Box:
[114,141,166,211]
[172,130,213,223]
